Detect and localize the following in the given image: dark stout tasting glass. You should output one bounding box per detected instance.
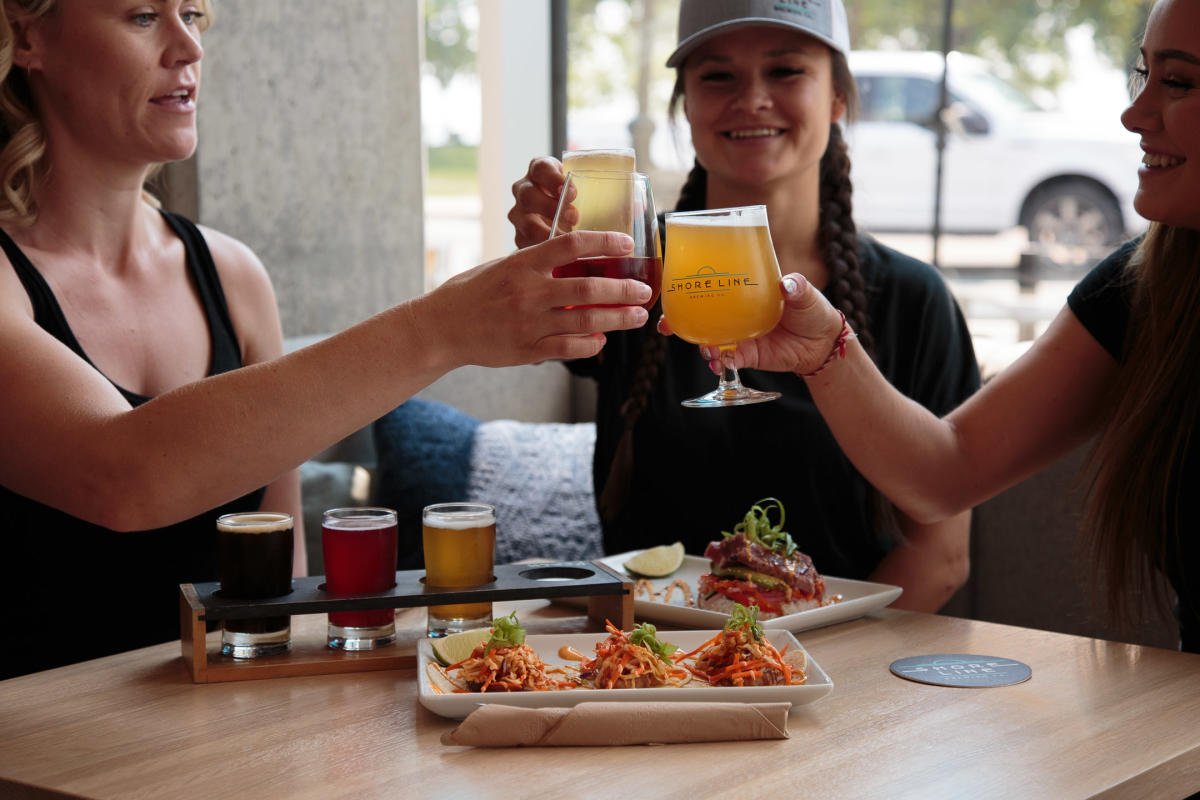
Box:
[216,511,294,658]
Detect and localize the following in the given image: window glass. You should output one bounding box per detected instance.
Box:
[422,0,482,291]
[417,0,1148,374]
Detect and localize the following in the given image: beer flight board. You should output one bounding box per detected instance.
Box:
[178,561,634,683]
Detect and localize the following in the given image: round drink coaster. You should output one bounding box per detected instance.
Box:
[889,654,1032,688]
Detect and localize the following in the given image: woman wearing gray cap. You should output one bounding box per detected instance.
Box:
[510,0,979,612]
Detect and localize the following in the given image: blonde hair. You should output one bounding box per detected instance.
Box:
[0,0,211,226]
[1085,222,1200,632]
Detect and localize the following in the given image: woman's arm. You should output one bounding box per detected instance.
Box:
[259,469,306,577]
[868,510,971,612]
[714,274,1118,522]
[0,230,651,531]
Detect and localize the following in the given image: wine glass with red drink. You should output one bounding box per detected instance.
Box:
[549,169,661,311]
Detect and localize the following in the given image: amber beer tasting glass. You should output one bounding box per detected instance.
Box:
[322,507,399,650]
[662,205,785,407]
[216,512,294,658]
[549,170,662,311]
[422,503,496,637]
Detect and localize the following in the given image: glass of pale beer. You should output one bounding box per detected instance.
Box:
[422,502,496,637]
[561,146,635,174]
[549,170,661,311]
[662,205,784,407]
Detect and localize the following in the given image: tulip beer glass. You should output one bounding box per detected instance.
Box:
[662,205,784,407]
[216,512,294,658]
[422,502,496,637]
[322,507,399,650]
[550,170,661,311]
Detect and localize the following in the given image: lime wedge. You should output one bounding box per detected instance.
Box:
[624,541,686,577]
[430,628,491,667]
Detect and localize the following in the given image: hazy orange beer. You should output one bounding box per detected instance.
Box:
[662,212,783,347]
[422,503,496,636]
[662,205,785,407]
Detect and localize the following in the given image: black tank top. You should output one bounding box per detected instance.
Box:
[0,211,266,679]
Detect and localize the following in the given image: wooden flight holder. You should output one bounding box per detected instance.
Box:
[179,560,634,683]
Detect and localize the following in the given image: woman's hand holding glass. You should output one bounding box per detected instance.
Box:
[509,157,571,248]
[415,230,651,367]
[661,271,851,378]
[548,169,661,312]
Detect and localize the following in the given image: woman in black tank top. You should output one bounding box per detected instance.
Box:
[0,1,650,679]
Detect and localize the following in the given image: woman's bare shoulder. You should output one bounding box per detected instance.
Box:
[0,245,34,321]
[194,224,273,292]
[192,223,283,363]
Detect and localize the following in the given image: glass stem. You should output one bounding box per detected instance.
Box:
[717,349,742,395]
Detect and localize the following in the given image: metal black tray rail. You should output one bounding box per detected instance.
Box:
[189,561,626,621]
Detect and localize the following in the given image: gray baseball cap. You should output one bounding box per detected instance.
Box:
[667,0,851,68]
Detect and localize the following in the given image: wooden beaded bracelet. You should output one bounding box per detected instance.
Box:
[799,310,856,378]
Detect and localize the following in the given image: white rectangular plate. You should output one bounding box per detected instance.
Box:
[594,553,902,632]
[418,629,832,720]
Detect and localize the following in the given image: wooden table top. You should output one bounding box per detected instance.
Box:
[2,603,1199,800]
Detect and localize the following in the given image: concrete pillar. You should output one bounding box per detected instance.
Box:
[193,0,425,336]
[183,0,576,422]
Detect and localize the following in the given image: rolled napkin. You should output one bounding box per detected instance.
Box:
[440,701,790,747]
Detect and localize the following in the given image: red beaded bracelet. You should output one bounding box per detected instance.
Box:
[799,310,856,378]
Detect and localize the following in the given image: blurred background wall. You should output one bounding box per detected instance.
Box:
[159,0,574,423]
[195,0,424,334]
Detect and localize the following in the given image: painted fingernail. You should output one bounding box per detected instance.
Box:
[783,276,799,295]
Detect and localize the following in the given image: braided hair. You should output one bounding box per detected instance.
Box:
[816,123,874,356]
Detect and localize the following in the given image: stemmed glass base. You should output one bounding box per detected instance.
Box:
[681,357,780,408]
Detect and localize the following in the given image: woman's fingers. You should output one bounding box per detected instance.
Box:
[419,228,656,368]
[509,157,569,248]
[531,229,633,269]
[660,272,847,375]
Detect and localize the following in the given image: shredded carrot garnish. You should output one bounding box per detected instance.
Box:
[436,642,576,693]
[681,625,806,687]
[578,620,691,689]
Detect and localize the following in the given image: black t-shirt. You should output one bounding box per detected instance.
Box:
[1068,243,1198,653]
[569,234,980,580]
[0,212,266,679]
[1067,239,1139,361]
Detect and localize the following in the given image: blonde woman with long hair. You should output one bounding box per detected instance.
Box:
[0,0,650,678]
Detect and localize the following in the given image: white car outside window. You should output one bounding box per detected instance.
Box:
[846,50,1146,251]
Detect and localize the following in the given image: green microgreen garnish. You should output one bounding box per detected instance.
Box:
[485,612,526,654]
[629,622,677,663]
[722,497,797,558]
[725,603,765,642]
